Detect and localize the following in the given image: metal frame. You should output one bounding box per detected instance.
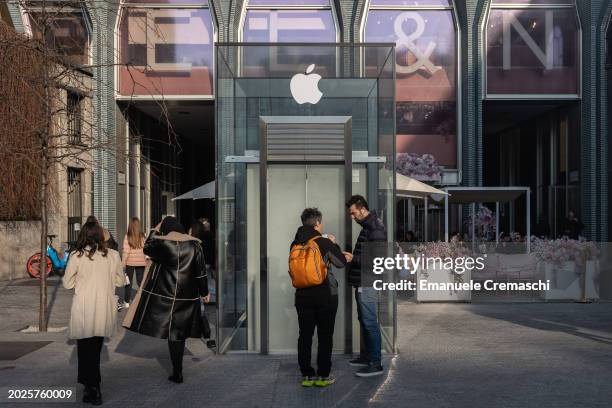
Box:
[257,116,352,355]
[359,0,462,179]
[482,0,582,100]
[443,186,531,252]
[114,2,217,100]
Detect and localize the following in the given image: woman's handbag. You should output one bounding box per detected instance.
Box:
[200,301,211,339]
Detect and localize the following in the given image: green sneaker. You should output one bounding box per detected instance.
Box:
[315,375,336,387]
[301,376,316,387]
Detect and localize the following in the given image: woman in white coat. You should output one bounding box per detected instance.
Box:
[63,221,125,405]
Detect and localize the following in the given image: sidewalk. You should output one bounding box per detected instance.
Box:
[1,278,612,407]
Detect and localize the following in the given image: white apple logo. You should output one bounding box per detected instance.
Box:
[290,64,323,105]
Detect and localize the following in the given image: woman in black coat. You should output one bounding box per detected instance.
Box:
[126,216,208,383]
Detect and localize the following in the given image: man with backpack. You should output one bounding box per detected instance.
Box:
[289,208,351,388]
[345,195,387,377]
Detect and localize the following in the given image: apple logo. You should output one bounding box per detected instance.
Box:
[290,64,323,105]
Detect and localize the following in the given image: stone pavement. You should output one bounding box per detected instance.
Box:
[1,277,612,407]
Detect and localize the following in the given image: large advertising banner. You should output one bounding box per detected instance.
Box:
[486,6,579,95]
[365,7,457,174]
[118,7,214,96]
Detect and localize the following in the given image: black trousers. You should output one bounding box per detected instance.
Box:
[295,295,338,377]
[168,340,185,374]
[77,336,104,387]
[124,265,145,303]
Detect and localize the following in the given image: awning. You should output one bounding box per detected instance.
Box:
[380,170,448,200]
[395,173,448,200]
[443,187,528,204]
[172,181,215,201]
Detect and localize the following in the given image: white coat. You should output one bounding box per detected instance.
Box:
[62,248,125,339]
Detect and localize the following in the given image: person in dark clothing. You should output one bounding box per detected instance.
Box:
[561,210,584,239]
[85,215,119,251]
[292,208,351,388]
[124,216,208,384]
[345,195,386,377]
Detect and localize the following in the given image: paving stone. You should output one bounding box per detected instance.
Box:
[1,278,612,407]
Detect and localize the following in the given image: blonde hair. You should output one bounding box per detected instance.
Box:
[127,217,145,249]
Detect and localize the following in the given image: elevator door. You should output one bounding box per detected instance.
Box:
[267,164,346,353]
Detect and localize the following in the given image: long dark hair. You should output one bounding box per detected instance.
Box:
[189,220,205,241]
[74,221,108,259]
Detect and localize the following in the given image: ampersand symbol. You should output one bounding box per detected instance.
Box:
[393,11,440,75]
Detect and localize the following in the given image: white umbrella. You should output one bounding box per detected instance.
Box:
[395,173,448,200]
[172,180,215,201]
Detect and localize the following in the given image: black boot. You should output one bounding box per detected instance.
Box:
[168,340,185,383]
[82,386,94,403]
[168,371,183,383]
[85,385,102,405]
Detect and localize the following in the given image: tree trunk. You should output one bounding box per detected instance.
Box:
[39,147,48,332]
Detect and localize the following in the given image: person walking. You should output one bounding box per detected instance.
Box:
[125,216,208,383]
[63,221,126,405]
[120,217,147,309]
[289,208,350,387]
[345,195,386,377]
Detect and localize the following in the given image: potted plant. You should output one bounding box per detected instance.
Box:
[531,238,599,300]
[396,153,442,182]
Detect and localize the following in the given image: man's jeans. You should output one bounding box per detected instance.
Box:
[355,287,382,365]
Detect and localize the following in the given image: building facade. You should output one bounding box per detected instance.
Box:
[0,4,94,280]
[4,0,612,252]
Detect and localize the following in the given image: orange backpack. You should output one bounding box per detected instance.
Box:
[288,237,328,289]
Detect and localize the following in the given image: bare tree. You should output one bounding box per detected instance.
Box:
[1,0,184,331]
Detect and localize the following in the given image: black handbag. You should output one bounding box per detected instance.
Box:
[200,302,211,339]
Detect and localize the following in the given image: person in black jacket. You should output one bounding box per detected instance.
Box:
[292,208,351,388]
[125,216,208,384]
[345,195,387,377]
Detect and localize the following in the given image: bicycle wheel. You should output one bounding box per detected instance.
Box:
[26,253,52,278]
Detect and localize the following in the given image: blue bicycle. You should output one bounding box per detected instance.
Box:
[26,235,70,278]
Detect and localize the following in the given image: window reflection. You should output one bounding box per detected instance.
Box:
[242,3,336,77]
[365,6,457,170]
[118,7,214,96]
[29,11,89,66]
[243,9,335,42]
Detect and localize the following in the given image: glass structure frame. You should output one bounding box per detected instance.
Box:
[215,42,396,354]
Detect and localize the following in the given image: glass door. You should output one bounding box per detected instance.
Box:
[266,164,346,353]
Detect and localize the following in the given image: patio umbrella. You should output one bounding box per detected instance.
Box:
[172,180,215,201]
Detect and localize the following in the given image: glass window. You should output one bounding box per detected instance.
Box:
[365,4,457,171]
[124,0,208,3]
[28,9,90,66]
[491,0,573,4]
[248,0,329,5]
[242,1,337,78]
[243,10,336,42]
[370,0,452,6]
[486,3,579,95]
[118,6,214,96]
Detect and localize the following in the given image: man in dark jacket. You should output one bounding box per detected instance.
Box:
[292,208,350,388]
[345,195,386,377]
